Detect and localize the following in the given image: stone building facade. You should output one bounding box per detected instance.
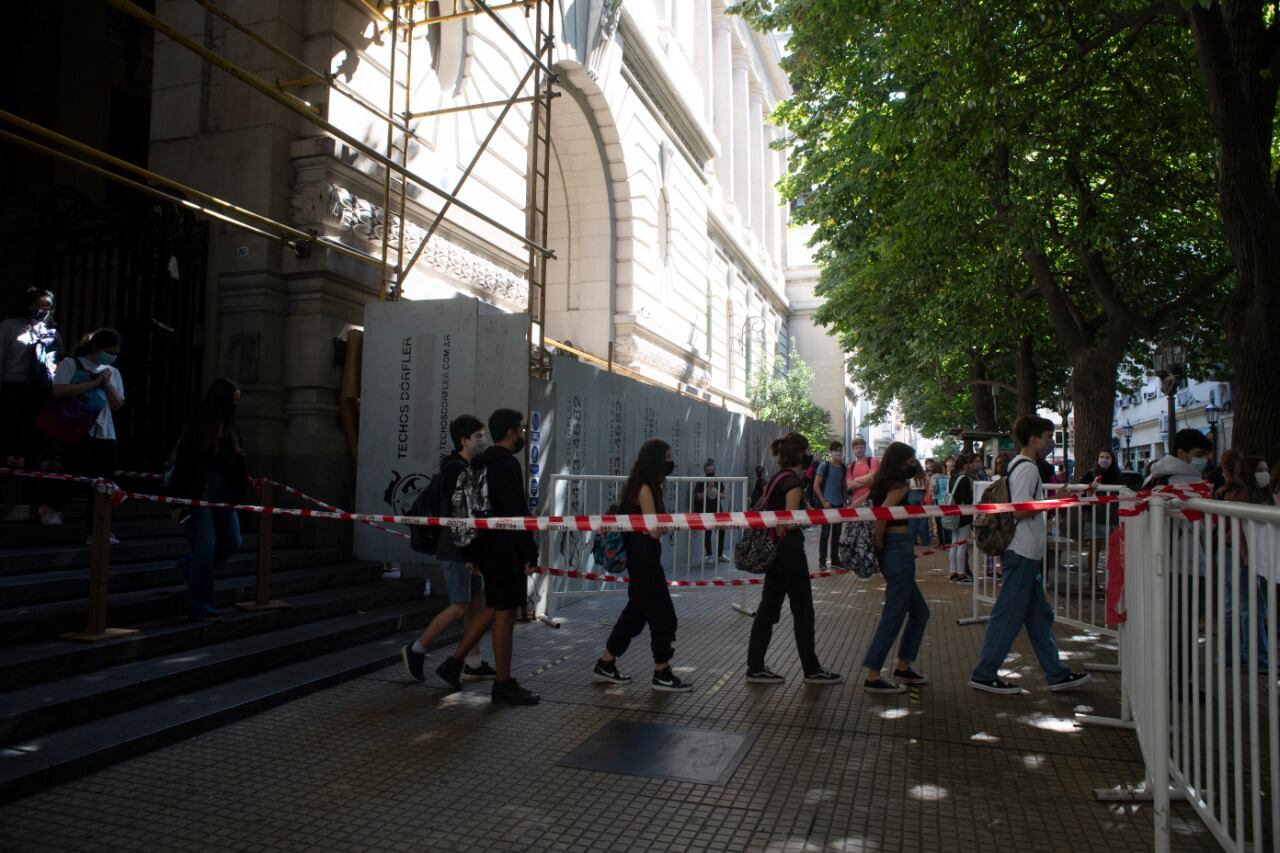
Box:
[141,0,852,511]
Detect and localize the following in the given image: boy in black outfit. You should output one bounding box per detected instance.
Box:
[441,408,540,706]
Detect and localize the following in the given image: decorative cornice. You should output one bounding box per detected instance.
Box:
[613,330,712,389]
[289,181,528,310]
[586,0,624,81]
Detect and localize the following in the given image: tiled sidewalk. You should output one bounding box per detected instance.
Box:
[0,534,1220,852]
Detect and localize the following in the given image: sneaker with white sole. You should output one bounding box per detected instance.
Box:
[969,677,1021,695]
[1047,671,1092,691]
[592,659,632,685]
[746,668,785,684]
[400,644,425,682]
[804,668,843,685]
[651,669,693,692]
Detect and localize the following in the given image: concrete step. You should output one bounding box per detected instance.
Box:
[0,574,421,689]
[0,595,439,743]
[0,545,348,608]
[0,561,391,643]
[0,531,298,576]
[0,616,452,803]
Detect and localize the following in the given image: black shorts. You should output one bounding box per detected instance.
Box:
[479,562,527,611]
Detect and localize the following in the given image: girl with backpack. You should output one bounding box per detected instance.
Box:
[41,329,125,539]
[592,439,692,692]
[165,378,247,621]
[745,432,842,685]
[945,454,976,583]
[860,441,930,693]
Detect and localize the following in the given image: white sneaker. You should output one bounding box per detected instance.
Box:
[38,505,63,526]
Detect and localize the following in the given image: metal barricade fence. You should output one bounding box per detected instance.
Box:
[1158,496,1278,853]
[532,474,749,624]
[959,483,1131,640]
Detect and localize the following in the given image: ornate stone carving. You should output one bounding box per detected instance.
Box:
[613,333,711,390]
[587,0,625,80]
[289,182,528,308]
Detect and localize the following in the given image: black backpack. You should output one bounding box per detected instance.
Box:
[409,458,464,555]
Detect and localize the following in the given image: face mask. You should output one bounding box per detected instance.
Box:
[1189,456,1208,474]
[96,352,117,366]
[663,460,675,476]
[1255,472,1270,489]
[1039,438,1055,460]
[472,437,488,453]
[1097,457,1112,469]
[512,436,526,454]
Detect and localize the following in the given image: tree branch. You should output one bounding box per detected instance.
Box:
[1074,2,1185,57]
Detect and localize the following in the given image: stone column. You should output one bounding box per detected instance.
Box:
[712,15,734,203]
[764,127,778,264]
[732,53,751,226]
[748,82,765,241]
[696,0,714,125]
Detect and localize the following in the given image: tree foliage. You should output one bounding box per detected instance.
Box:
[739,0,1233,460]
[748,339,833,450]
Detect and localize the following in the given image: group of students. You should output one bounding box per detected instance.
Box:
[398,413,1093,703]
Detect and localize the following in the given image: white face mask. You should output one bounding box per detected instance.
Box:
[1257,472,1271,489]
[1189,456,1208,474]
[1097,457,1112,469]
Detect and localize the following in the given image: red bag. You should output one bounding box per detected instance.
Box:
[1105,524,1126,625]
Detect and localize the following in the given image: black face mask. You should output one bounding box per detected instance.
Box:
[664,460,675,476]
[512,436,526,454]
[28,308,50,324]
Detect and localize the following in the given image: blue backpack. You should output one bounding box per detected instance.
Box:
[591,504,628,574]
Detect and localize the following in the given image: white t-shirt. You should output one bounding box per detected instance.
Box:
[1006,455,1045,560]
[53,356,125,440]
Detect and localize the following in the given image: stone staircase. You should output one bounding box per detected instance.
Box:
[0,480,445,802]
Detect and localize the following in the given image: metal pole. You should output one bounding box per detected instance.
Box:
[377,0,401,300]
[1166,391,1177,440]
[472,0,557,77]
[1150,500,1171,853]
[237,481,288,610]
[62,490,138,642]
[102,0,554,260]
[391,2,414,300]
[407,0,536,27]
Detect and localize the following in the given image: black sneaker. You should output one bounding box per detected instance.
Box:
[1047,671,1092,692]
[491,678,540,706]
[958,575,974,584]
[401,643,425,682]
[893,667,928,685]
[863,678,906,693]
[746,668,785,684]
[435,656,463,690]
[652,669,693,693]
[804,668,843,685]
[463,660,498,680]
[969,677,1021,695]
[593,659,632,685]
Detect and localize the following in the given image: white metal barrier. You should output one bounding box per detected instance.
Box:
[959,483,1131,639]
[531,474,750,624]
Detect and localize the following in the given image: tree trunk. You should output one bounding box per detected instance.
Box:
[969,355,998,432]
[1188,6,1280,462]
[1016,334,1038,418]
[1069,349,1120,482]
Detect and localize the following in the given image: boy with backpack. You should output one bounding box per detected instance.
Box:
[969,415,1091,695]
[401,414,497,686]
[814,440,847,569]
[438,409,541,706]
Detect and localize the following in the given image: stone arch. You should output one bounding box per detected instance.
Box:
[541,60,633,360]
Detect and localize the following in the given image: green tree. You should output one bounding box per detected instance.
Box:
[740,0,1231,467]
[748,340,833,450]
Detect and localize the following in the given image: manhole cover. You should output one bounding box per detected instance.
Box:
[558,720,755,785]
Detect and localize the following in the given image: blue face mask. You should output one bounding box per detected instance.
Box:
[1190,456,1208,474]
[96,352,117,366]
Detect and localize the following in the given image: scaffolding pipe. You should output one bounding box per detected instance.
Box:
[407,0,536,28]
[392,2,415,300]
[398,56,542,283]
[377,0,401,300]
[103,0,554,260]
[471,0,557,78]
[407,92,555,119]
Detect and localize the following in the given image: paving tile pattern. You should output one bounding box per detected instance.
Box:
[0,532,1221,852]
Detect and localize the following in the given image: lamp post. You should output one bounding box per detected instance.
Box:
[1059,390,1072,483]
[1152,341,1187,445]
[1205,401,1221,458]
[1121,420,1134,471]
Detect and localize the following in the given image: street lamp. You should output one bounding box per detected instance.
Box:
[1121,420,1134,470]
[1205,401,1221,457]
[1152,341,1187,440]
[1058,390,1072,483]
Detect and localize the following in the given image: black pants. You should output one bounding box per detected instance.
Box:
[703,528,725,557]
[819,520,844,565]
[747,545,821,674]
[49,437,118,532]
[1,381,47,465]
[606,559,677,664]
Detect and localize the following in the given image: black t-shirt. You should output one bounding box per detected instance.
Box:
[619,487,663,570]
[766,471,805,559]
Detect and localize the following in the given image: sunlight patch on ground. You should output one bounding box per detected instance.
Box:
[1018,713,1081,734]
[879,707,911,720]
[969,731,1000,744]
[908,783,948,801]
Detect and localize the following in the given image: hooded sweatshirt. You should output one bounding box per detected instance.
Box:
[1142,454,1205,489]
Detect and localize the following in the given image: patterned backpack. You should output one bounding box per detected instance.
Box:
[734,470,795,575]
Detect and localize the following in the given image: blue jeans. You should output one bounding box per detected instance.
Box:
[862,534,930,670]
[178,508,242,618]
[971,550,1070,683]
[1223,549,1270,668]
[443,560,484,604]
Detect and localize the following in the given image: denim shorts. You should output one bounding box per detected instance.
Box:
[443,560,484,604]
